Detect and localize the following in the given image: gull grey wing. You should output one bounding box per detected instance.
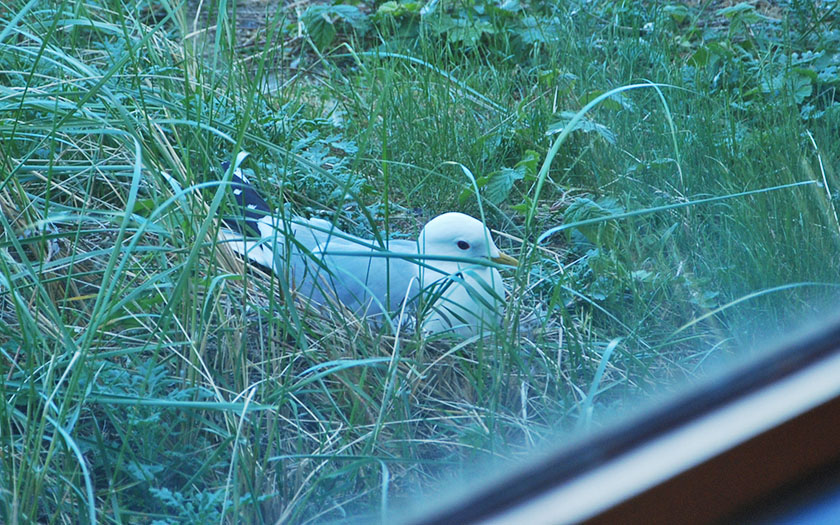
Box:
[290,237,421,315]
[218,158,425,318]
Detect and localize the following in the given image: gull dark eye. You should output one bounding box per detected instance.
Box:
[457,240,470,250]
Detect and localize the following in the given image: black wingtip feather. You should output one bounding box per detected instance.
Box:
[222,161,273,238]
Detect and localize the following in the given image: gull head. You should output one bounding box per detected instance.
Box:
[417,212,518,266]
[417,212,517,337]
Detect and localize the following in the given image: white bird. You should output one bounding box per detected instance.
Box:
[219,155,517,337]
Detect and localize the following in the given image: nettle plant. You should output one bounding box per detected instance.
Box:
[670,1,840,119]
[390,0,564,49]
[302,0,566,52]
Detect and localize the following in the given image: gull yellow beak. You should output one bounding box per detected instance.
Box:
[491,251,519,267]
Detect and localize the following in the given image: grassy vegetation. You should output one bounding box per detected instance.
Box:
[2,0,839,522]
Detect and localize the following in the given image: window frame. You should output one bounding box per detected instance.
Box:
[408,319,840,524]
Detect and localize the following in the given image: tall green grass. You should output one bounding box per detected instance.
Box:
[1,0,839,522]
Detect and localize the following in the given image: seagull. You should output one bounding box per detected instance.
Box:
[219,154,518,337]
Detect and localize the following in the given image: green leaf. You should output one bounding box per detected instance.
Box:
[631,269,654,282]
[515,15,562,45]
[792,74,813,104]
[760,70,813,104]
[717,2,758,20]
[446,18,495,45]
[483,167,525,205]
[515,150,540,180]
[817,64,838,84]
[793,67,817,82]
[510,195,533,214]
[134,198,157,217]
[664,4,689,24]
[581,90,632,111]
[303,4,370,50]
[547,111,617,145]
[376,1,421,18]
[497,0,521,12]
[688,46,710,67]
[377,1,402,16]
[564,196,625,245]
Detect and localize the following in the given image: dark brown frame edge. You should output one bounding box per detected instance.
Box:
[408,317,840,525]
[592,387,840,524]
